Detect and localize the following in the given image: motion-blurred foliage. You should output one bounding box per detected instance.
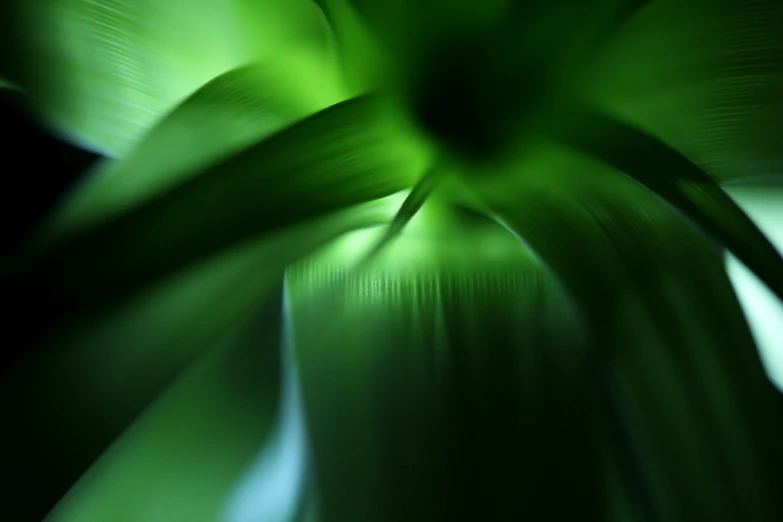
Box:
[1,0,782,521]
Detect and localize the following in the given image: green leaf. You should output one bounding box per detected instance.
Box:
[222,311,311,522]
[476,163,783,522]
[314,0,387,96]
[287,200,606,522]
[39,299,285,522]
[358,163,445,266]
[590,0,783,182]
[3,95,430,331]
[44,58,348,238]
[0,194,405,520]
[548,108,783,305]
[7,0,330,156]
[595,360,678,522]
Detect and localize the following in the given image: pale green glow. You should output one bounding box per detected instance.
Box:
[290,197,540,299]
[314,197,486,273]
[724,186,783,390]
[23,0,331,156]
[329,190,409,257]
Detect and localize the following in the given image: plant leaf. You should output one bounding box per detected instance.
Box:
[548,108,783,305]
[287,200,606,522]
[43,58,348,238]
[475,161,783,522]
[222,296,310,522]
[5,0,329,156]
[590,0,783,182]
[2,95,430,332]
[0,194,406,521]
[38,298,285,522]
[357,164,445,267]
[594,358,678,522]
[314,0,386,96]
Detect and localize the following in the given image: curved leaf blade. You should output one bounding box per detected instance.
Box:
[0,195,405,520]
[314,0,386,96]
[7,0,329,155]
[590,0,783,182]
[44,58,347,238]
[3,95,430,330]
[357,164,445,267]
[288,201,606,522]
[549,109,783,305]
[477,165,783,522]
[39,299,285,522]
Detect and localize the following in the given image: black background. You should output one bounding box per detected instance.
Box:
[0,89,99,257]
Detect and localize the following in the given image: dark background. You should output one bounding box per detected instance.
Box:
[0,89,99,257]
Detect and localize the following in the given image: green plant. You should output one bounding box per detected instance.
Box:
[1,0,782,521]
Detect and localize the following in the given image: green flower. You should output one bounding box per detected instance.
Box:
[2,1,783,521]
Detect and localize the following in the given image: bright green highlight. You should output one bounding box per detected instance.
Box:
[46,50,349,237]
[17,0,329,156]
[302,196,534,279]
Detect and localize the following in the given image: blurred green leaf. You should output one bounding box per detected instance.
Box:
[287,200,606,522]
[359,164,445,266]
[6,0,329,156]
[3,95,430,330]
[222,308,311,522]
[0,195,405,521]
[476,162,783,522]
[314,0,386,96]
[548,108,783,304]
[40,299,285,522]
[44,58,347,238]
[2,2,781,521]
[590,0,783,182]
[595,360,678,522]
